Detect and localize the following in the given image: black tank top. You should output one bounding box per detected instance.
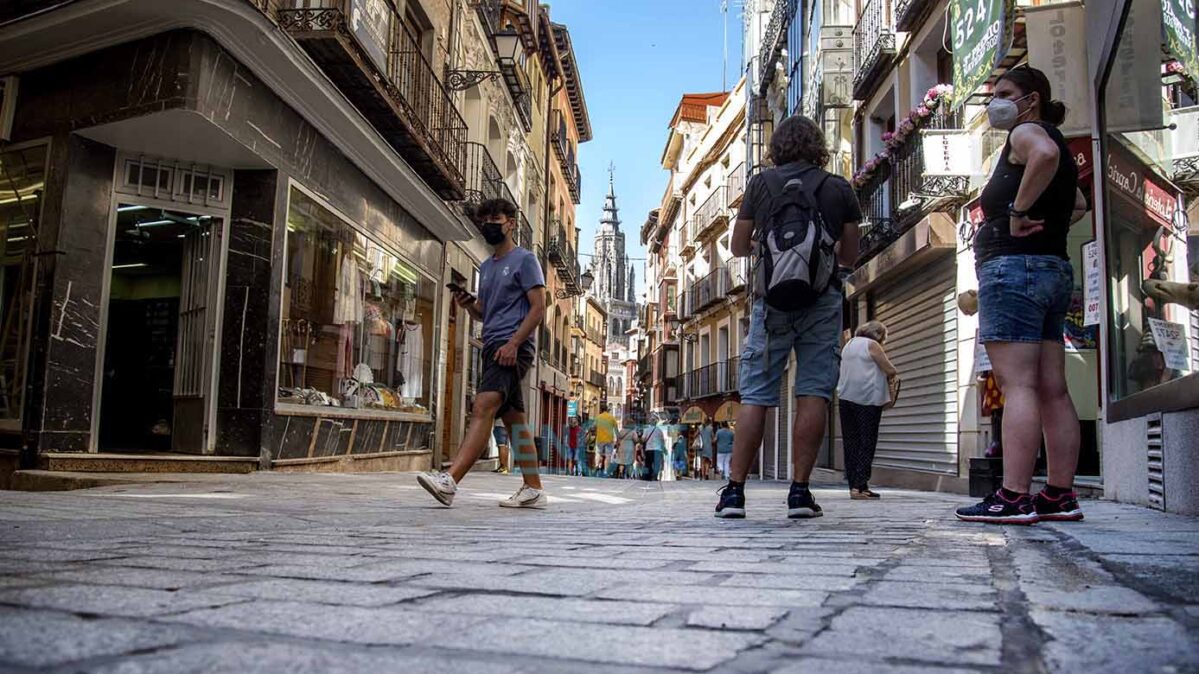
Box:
[975,121,1078,266]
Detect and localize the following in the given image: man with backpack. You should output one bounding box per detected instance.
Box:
[715,115,861,519]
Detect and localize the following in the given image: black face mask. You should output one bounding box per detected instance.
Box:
[481,222,506,246]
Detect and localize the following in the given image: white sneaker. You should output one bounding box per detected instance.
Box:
[499,485,547,509]
[417,471,457,506]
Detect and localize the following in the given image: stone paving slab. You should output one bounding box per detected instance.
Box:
[0,473,1196,673]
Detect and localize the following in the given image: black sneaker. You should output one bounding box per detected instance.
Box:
[1033,489,1085,522]
[714,484,746,519]
[787,485,823,519]
[955,490,1039,525]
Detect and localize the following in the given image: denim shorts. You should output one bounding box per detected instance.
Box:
[977,255,1074,344]
[739,291,843,406]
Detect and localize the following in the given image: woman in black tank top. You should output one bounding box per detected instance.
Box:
[956,67,1091,526]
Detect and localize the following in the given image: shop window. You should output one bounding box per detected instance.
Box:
[1100,0,1198,401]
[0,142,46,427]
[278,187,435,415]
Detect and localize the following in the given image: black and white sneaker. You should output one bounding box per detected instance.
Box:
[1033,489,1085,522]
[714,484,746,519]
[955,489,1039,525]
[787,485,823,519]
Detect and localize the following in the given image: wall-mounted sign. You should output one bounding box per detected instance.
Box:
[1025,3,1090,137]
[922,130,976,176]
[1162,0,1199,83]
[949,0,1008,109]
[567,400,578,418]
[350,0,392,76]
[1107,139,1181,230]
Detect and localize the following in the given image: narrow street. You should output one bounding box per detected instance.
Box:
[0,475,1196,673]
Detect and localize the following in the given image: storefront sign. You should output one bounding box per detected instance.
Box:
[922,131,976,175]
[1162,0,1199,82]
[1148,317,1192,370]
[350,0,392,75]
[1107,140,1182,229]
[949,0,1008,109]
[1107,0,1167,135]
[1083,240,1102,326]
[567,400,578,418]
[1025,3,1090,137]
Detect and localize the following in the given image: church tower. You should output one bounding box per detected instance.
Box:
[588,166,638,347]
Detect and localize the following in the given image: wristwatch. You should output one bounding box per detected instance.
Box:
[1008,202,1029,218]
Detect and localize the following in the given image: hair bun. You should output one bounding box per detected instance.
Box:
[1045,100,1067,126]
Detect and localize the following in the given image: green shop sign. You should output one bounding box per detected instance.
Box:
[949,0,1009,109]
[1162,0,1198,80]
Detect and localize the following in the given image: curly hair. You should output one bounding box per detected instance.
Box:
[769,115,831,167]
[474,198,517,221]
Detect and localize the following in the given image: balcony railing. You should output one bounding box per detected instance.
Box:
[728,162,748,208]
[888,108,969,229]
[278,0,467,200]
[516,210,534,249]
[588,372,605,388]
[552,111,582,203]
[894,0,935,32]
[758,0,798,94]
[679,358,740,400]
[462,142,506,206]
[1171,105,1199,191]
[547,229,581,295]
[694,186,729,240]
[852,0,897,101]
[856,172,895,265]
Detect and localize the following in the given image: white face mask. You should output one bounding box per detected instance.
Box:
[987,93,1033,130]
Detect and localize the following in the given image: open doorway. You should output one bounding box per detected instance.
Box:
[98,203,224,453]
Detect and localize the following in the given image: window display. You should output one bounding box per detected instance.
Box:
[278,187,435,415]
[1101,0,1199,401]
[0,143,45,426]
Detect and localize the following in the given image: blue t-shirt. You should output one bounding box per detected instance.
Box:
[478,247,545,348]
[716,428,735,454]
[700,427,714,452]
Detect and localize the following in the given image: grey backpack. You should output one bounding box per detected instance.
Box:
[755,168,836,311]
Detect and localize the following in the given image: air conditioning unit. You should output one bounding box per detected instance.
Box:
[0,75,17,141]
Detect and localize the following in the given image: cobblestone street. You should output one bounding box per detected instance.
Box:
[0,474,1197,673]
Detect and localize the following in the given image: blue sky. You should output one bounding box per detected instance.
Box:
[551,0,744,299]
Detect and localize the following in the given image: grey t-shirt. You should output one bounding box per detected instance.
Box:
[735,162,862,240]
[479,246,545,348]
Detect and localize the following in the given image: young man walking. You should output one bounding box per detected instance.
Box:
[593,404,618,475]
[715,115,861,519]
[417,198,548,508]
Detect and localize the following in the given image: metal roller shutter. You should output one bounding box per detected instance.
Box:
[872,256,959,474]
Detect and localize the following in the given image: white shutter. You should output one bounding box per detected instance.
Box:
[872,256,959,474]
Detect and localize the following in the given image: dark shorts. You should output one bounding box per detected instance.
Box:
[977,255,1073,344]
[479,343,535,417]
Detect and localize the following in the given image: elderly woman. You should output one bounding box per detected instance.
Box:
[837,321,898,499]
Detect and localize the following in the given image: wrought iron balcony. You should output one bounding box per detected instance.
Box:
[462,142,505,207]
[889,107,970,229]
[852,0,897,101]
[856,172,895,265]
[679,358,740,400]
[758,0,798,95]
[547,229,581,296]
[278,0,466,200]
[1171,105,1199,193]
[694,186,729,241]
[516,210,534,249]
[588,371,606,388]
[728,162,747,208]
[894,0,935,32]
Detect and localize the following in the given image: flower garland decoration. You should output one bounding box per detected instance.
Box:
[851,84,954,189]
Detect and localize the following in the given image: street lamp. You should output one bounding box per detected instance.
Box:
[445,27,522,91]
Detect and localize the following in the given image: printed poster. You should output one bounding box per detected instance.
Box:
[1148,317,1191,371]
[1083,240,1102,326]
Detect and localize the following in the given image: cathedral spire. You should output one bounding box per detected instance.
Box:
[600,163,620,232]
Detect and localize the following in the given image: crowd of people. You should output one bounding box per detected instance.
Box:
[419,64,1086,525]
[488,404,741,483]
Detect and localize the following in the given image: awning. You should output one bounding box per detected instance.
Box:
[681,406,708,424]
[714,401,740,423]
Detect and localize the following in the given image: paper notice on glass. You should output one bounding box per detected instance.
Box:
[974,332,993,374]
[1083,241,1101,326]
[1148,317,1191,371]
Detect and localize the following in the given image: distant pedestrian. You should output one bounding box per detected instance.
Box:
[641,419,667,481]
[672,426,689,478]
[716,114,862,519]
[837,321,899,500]
[698,422,715,480]
[955,66,1088,525]
[594,404,618,475]
[715,422,735,478]
[417,198,547,509]
[566,417,583,476]
[613,419,638,479]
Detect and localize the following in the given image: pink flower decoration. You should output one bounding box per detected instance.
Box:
[882,131,894,141]
[917,105,931,118]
